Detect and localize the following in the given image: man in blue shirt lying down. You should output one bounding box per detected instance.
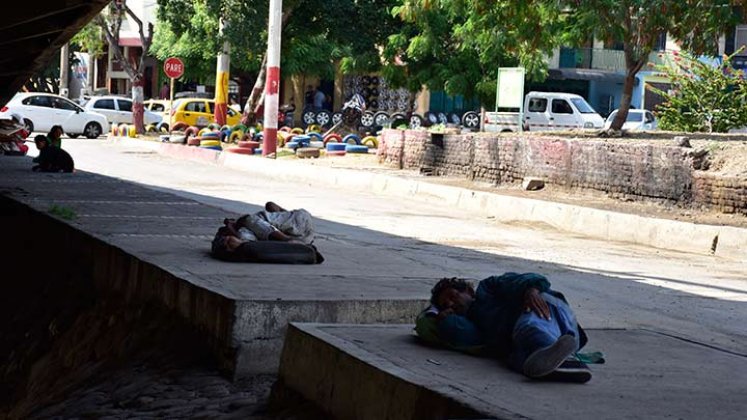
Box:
[425,272,593,383]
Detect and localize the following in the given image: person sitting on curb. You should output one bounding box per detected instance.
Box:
[31,135,74,173]
[418,273,598,383]
[212,201,323,264]
[47,125,64,148]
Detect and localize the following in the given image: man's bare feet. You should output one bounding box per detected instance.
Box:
[265,201,285,212]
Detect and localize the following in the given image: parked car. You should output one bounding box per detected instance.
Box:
[485,92,605,132]
[171,98,241,127]
[0,92,108,138]
[604,109,657,131]
[84,95,162,127]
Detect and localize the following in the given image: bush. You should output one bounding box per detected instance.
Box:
[649,50,747,133]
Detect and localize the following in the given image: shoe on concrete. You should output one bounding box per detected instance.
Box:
[544,359,592,383]
[523,334,577,378]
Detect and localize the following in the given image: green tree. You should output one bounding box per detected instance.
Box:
[71,21,106,93]
[152,0,399,122]
[555,0,745,131]
[650,50,747,133]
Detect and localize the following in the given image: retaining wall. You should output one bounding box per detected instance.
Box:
[378,130,747,215]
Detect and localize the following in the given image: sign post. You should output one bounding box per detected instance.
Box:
[495,67,525,132]
[164,57,184,129]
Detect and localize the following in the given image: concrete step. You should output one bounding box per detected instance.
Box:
[275,323,747,420]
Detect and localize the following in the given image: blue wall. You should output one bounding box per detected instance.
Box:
[588,80,624,117]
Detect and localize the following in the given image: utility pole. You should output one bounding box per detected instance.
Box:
[214,17,230,126]
[262,0,282,157]
[59,43,70,97]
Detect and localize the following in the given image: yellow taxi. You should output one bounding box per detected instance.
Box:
[171,98,241,127]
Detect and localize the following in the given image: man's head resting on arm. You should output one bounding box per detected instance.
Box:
[430,277,476,316]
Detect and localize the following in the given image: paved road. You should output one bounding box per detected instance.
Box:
[43,139,747,355]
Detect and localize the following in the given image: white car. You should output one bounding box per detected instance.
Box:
[0,92,108,139]
[85,95,163,127]
[604,109,657,131]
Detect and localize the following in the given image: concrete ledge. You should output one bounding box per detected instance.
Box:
[276,323,747,420]
[119,137,747,259]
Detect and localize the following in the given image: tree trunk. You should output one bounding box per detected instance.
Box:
[241,55,267,126]
[87,56,96,94]
[611,72,636,131]
[132,77,145,134]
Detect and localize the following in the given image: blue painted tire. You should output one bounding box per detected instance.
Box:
[342,134,361,145]
[345,145,369,153]
[220,129,232,142]
[254,148,262,154]
[326,142,346,151]
[201,131,220,139]
[307,132,323,142]
[293,134,311,145]
[286,141,300,150]
[200,146,223,151]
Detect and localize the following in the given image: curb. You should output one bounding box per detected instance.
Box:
[111,136,746,259]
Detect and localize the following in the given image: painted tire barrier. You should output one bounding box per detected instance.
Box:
[225,147,253,155]
[231,124,248,133]
[127,125,137,138]
[293,135,311,146]
[187,138,201,146]
[200,140,221,147]
[208,123,222,131]
[220,129,231,142]
[276,133,286,148]
[307,132,323,142]
[361,136,379,148]
[326,142,346,152]
[169,135,186,144]
[309,141,325,149]
[285,141,301,150]
[345,144,369,154]
[200,145,223,151]
[323,133,342,144]
[254,148,262,155]
[201,131,220,139]
[326,150,346,157]
[198,128,211,137]
[172,121,189,131]
[342,134,361,145]
[145,124,156,133]
[229,130,244,143]
[111,125,118,136]
[290,127,304,135]
[220,124,232,132]
[279,126,291,133]
[156,121,170,132]
[184,126,200,140]
[238,140,261,149]
[297,147,320,159]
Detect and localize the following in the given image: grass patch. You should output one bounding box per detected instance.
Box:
[49,205,76,221]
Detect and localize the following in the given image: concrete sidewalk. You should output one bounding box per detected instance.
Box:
[276,323,747,420]
[119,137,747,259]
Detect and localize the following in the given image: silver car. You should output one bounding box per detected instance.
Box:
[604,109,657,131]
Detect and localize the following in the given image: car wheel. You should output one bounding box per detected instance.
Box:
[409,114,424,129]
[68,133,80,139]
[23,119,34,134]
[360,111,375,128]
[373,111,390,127]
[315,110,331,127]
[84,122,102,139]
[449,112,462,125]
[332,112,343,125]
[424,112,438,127]
[437,112,448,125]
[302,109,317,126]
[462,111,480,130]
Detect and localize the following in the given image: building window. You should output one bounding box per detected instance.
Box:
[654,33,667,51]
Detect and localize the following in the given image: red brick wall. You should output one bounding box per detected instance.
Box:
[377,129,747,215]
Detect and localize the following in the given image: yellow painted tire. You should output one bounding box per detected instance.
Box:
[276,133,286,148]
[198,128,212,137]
[229,130,244,143]
[200,140,221,147]
[127,125,137,138]
[145,124,156,133]
[361,136,379,148]
[305,124,321,134]
[290,127,304,135]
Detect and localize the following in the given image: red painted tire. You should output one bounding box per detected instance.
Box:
[172,121,189,132]
[225,147,254,155]
[279,126,291,132]
[187,138,201,146]
[323,133,342,145]
[184,126,200,140]
[326,150,346,156]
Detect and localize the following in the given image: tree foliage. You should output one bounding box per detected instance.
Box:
[650,50,747,133]
[382,0,565,107]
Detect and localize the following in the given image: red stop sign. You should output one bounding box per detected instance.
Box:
[163,57,184,79]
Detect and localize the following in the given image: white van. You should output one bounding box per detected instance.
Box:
[485,92,605,132]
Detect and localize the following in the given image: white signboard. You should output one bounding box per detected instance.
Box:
[495,67,525,109]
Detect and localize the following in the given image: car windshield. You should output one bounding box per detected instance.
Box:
[569,98,596,114]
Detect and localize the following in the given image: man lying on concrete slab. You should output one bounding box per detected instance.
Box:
[417,273,599,383]
[211,201,324,264]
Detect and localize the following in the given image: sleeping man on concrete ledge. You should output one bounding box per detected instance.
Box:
[416,273,602,383]
[211,201,324,264]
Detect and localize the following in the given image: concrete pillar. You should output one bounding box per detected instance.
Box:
[214,18,230,126]
[59,43,70,97]
[262,0,283,156]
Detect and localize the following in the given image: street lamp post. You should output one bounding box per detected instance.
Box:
[262,0,282,157]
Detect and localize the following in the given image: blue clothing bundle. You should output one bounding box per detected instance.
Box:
[436,273,588,369]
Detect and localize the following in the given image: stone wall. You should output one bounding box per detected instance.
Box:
[377,129,747,215]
